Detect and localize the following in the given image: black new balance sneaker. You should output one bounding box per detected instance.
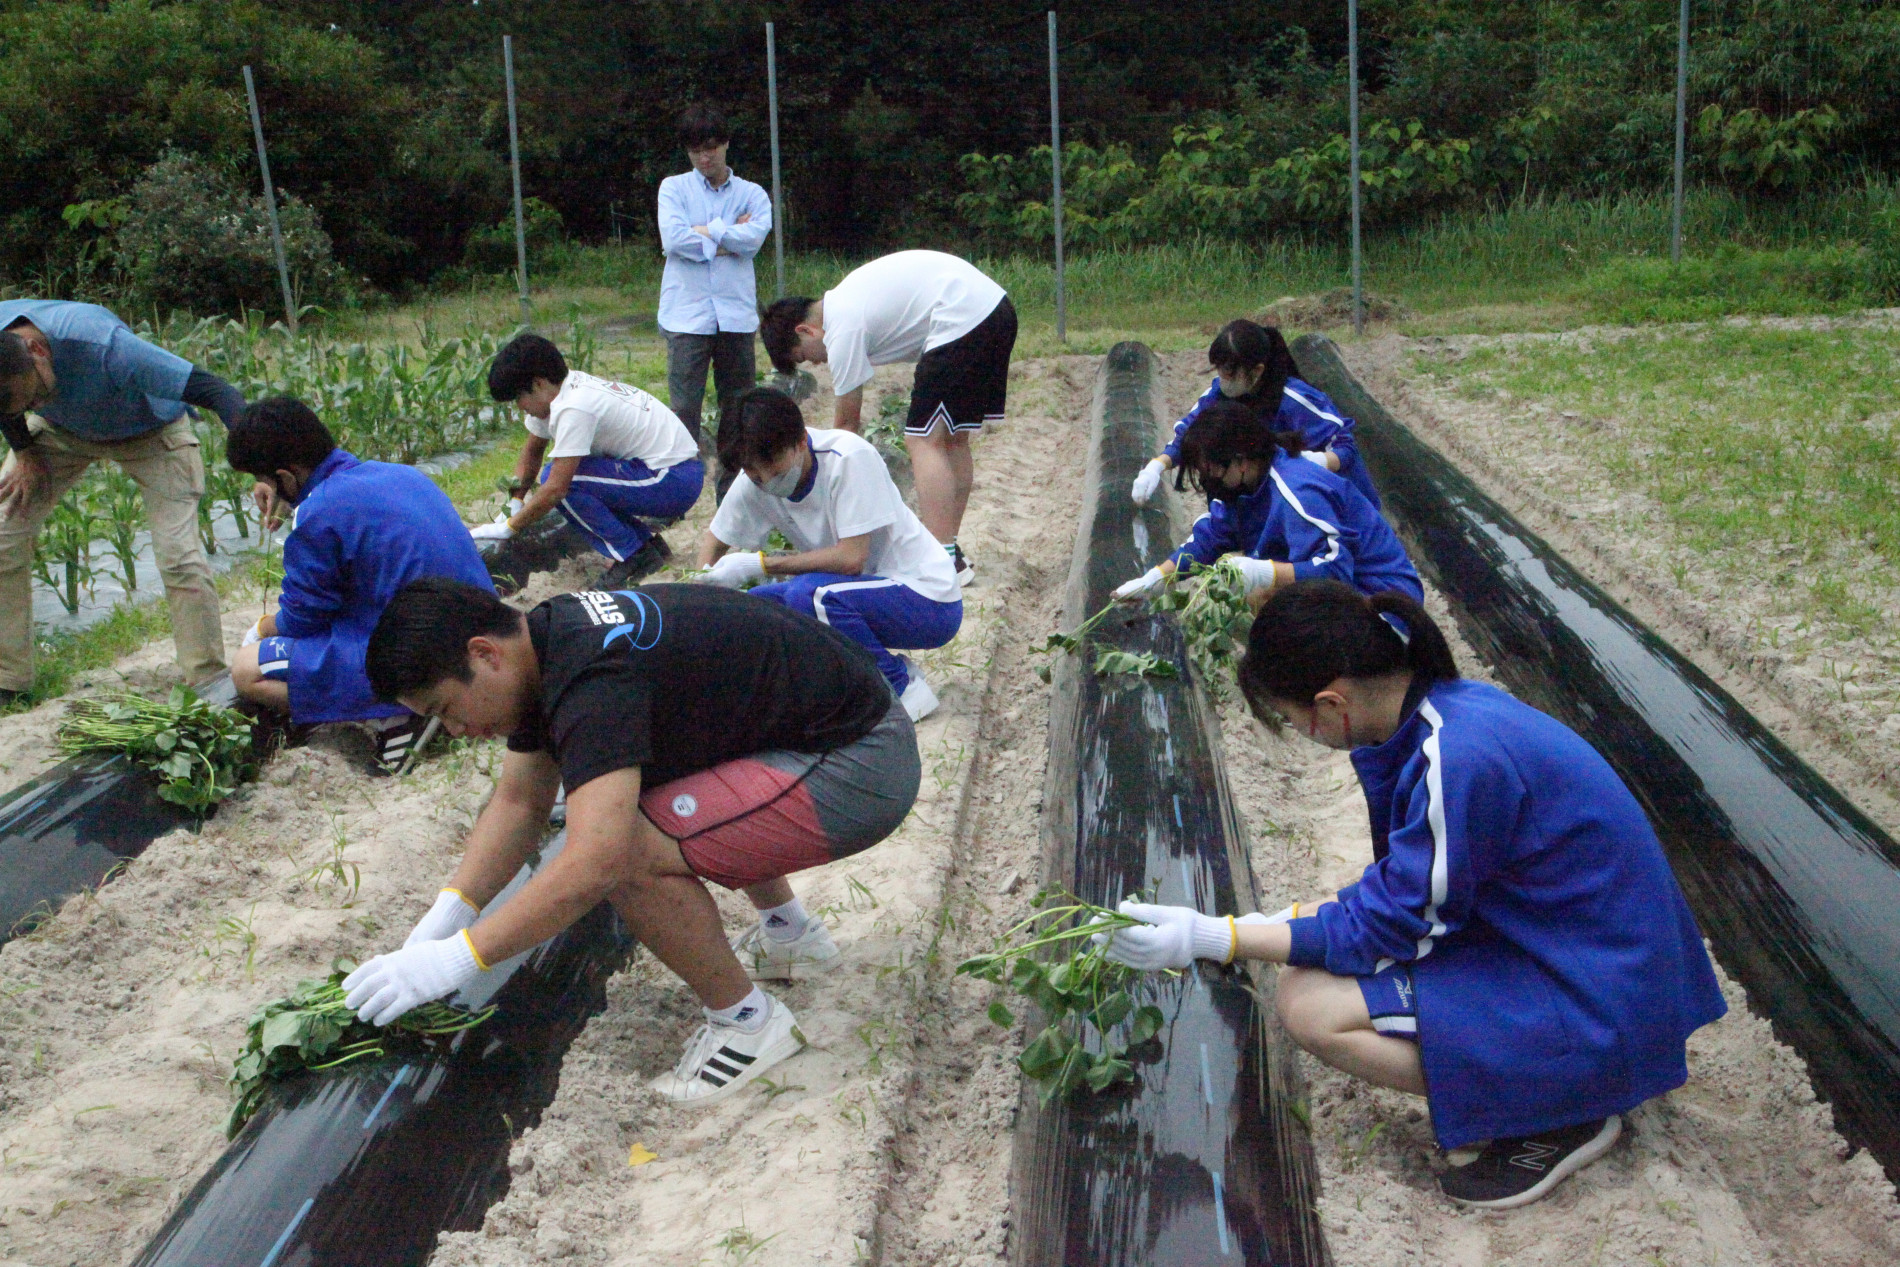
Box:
[1437,1115,1622,1209]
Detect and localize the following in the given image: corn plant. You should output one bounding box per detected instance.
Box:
[225,965,495,1137]
[957,889,1164,1101]
[33,498,98,614]
[91,468,144,592]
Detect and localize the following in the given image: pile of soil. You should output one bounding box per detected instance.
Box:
[1261,289,1410,332]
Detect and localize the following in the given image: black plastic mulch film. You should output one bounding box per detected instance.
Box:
[1012,342,1328,1267]
[130,882,632,1267]
[1291,335,1900,1184]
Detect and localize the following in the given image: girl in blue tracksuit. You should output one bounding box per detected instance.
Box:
[1114,400,1420,606]
[1096,581,1726,1210]
[1129,319,1381,511]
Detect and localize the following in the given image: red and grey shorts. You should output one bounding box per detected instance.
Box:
[640,699,920,889]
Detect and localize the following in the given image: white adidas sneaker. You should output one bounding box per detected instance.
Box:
[651,995,805,1108]
[898,657,939,722]
[731,919,843,981]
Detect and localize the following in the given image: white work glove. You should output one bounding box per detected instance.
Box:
[1227,555,1279,593]
[1113,566,1168,603]
[1299,447,1333,469]
[470,520,515,542]
[403,889,481,949]
[1092,900,1237,970]
[702,551,766,588]
[240,617,265,649]
[1131,458,1168,506]
[343,933,485,1027]
[504,497,525,517]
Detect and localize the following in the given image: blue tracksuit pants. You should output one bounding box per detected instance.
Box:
[750,573,962,692]
[544,456,704,562]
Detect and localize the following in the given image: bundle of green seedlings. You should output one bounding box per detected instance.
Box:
[1145,557,1255,697]
[226,965,496,1137]
[957,890,1165,1101]
[57,686,257,814]
[1029,599,1178,683]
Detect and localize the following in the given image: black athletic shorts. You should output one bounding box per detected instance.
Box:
[906,296,1017,437]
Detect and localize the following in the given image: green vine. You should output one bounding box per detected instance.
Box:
[57,686,257,814]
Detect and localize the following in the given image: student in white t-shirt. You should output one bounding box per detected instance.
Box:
[758,250,1016,589]
[481,334,704,586]
[697,387,962,722]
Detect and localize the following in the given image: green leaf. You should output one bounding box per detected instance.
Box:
[258,1011,313,1055]
[1130,1004,1165,1045]
[1007,957,1044,995]
[1090,991,1134,1031]
[986,1000,1016,1029]
[1018,1026,1071,1079]
[1092,649,1179,679]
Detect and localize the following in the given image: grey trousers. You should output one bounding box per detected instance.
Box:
[663,329,757,448]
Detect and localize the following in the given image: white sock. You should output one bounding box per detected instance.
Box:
[760,897,810,943]
[943,540,958,556]
[707,985,770,1032]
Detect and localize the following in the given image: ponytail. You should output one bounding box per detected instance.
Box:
[1237,580,1458,722]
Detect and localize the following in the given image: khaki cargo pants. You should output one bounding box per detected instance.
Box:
[0,417,225,692]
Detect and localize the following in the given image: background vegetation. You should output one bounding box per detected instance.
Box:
[5,0,1900,314]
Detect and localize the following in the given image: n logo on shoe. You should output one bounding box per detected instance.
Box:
[1509,1140,1559,1172]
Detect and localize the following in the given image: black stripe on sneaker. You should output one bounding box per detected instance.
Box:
[697,1068,731,1086]
[717,1046,757,1065]
[704,1057,743,1078]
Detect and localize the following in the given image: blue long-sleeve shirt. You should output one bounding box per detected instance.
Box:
[655,169,773,335]
[1285,678,1726,1147]
[277,449,494,722]
[1165,376,1381,510]
[1168,454,1421,601]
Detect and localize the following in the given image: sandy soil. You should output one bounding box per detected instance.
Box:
[426,355,1095,1266]
[1153,349,1900,1266]
[0,471,709,1265]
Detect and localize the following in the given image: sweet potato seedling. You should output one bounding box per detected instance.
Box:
[957,888,1165,1102]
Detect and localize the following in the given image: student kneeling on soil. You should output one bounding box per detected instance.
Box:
[1131,319,1382,512]
[696,386,962,723]
[345,576,920,1105]
[480,334,704,588]
[1094,581,1727,1209]
[227,397,496,770]
[1113,400,1420,607]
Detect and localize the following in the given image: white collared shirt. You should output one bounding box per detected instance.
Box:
[656,169,773,336]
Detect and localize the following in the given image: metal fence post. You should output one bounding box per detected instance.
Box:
[1672,0,1690,264]
[1048,11,1066,344]
[504,35,531,328]
[767,22,785,299]
[241,66,298,335]
[1348,0,1364,336]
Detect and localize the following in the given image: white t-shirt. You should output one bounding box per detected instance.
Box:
[527,371,699,468]
[709,428,961,604]
[822,251,1007,397]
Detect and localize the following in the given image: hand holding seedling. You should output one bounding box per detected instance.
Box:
[957,888,1167,1101]
[343,934,486,1026]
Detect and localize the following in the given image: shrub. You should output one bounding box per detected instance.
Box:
[116,152,342,319]
[461,197,568,277]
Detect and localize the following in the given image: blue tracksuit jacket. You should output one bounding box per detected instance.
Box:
[1287,679,1727,1147]
[276,449,495,723]
[1164,376,1381,510]
[1168,454,1421,601]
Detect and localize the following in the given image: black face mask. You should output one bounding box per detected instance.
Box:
[1208,465,1264,500]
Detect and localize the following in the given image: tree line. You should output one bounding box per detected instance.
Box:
[3,0,1895,314]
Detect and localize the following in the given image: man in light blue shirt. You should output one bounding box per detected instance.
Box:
[656,104,772,487]
[0,300,247,703]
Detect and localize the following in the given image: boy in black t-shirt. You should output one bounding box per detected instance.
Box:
[340,578,920,1106]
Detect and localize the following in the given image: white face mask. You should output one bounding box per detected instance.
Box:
[758,459,804,499]
[1218,365,1262,398]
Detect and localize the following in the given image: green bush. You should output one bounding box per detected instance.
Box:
[461,197,567,277]
[115,152,342,318]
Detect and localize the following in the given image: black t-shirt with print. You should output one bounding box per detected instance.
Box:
[507,584,891,793]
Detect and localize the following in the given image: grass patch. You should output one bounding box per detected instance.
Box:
[1575,245,1888,324]
[1422,321,1900,642]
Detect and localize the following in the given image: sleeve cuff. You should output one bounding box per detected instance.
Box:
[1285,915,1330,968]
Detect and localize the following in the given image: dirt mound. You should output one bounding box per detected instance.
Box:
[1261,289,1409,331]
